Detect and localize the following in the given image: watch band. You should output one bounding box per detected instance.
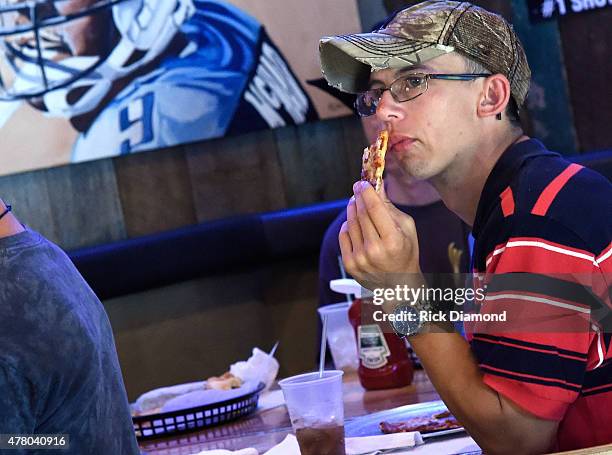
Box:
[390,297,436,338]
[0,204,11,222]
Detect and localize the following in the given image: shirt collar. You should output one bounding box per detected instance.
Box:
[472,138,559,238]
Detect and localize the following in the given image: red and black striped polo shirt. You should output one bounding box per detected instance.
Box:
[467,139,612,451]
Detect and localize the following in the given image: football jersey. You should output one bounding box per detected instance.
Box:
[72,0,317,162]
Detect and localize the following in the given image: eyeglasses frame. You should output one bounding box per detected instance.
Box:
[355,72,492,117]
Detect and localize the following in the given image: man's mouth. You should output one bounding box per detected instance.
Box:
[389,135,416,153]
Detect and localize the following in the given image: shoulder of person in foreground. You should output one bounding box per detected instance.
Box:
[0,230,139,452]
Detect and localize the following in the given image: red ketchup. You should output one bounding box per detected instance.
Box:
[348,298,414,390]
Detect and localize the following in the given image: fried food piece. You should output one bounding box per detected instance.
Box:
[205,372,243,391]
[361,129,389,192]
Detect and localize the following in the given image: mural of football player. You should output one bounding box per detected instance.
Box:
[0,0,318,163]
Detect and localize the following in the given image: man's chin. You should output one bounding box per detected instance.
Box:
[401,161,434,181]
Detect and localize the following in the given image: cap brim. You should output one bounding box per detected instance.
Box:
[319,32,454,93]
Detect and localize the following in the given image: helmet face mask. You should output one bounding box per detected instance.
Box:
[0,0,194,117]
[0,0,120,100]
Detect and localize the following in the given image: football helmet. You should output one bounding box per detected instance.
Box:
[0,0,194,116]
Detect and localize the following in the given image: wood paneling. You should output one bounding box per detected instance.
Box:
[511,0,578,154]
[341,116,367,184]
[43,160,126,250]
[558,8,612,151]
[276,117,363,207]
[469,0,513,18]
[382,0,512,21]
[260,257,320,375]
[0,170,58,243]
[113,145,197,238]
[186,129,288,222]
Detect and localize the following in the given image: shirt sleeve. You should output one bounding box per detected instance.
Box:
[0,361,36,433]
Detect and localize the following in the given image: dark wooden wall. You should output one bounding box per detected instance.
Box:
[557,7,612,151]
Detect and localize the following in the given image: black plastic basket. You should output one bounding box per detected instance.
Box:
[133,382,266,440]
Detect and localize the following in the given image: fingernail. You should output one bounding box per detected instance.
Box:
[353,181,361,194]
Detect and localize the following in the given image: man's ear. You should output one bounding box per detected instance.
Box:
[477,74,511,120]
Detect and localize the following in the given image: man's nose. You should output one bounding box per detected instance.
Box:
[375,90,403,123]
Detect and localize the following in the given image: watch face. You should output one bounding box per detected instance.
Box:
[392,304,422,337]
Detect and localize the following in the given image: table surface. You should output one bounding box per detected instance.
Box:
[137,371,612,455]
[139,370,442,454]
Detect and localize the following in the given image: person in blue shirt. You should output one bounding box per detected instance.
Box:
[0,200,139,454]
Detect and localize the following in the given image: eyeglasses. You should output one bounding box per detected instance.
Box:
[355,72,491,117]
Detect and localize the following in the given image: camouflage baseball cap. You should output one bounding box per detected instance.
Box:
[319,1,531,106]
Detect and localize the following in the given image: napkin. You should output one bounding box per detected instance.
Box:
[263,434,298,455]
[133,381,205,414]
[193,449,258,455]
[262,432,423,455]
[231,347,279,391]
[345,432,423,454]
[160,380,260,413]
[257,389,285,412]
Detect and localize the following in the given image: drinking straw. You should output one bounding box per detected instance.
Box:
[269,341,279,357]
[319,314,328,378]
[337,255,347,279]
[337,255,353,304]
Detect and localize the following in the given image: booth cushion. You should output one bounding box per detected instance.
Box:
[69,200,346,299]
[571,149,612,180]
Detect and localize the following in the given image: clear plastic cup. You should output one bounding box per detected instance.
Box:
[318,303,359,371]
[279,370,345,455]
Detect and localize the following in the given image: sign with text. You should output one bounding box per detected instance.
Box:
[527,0,612,22]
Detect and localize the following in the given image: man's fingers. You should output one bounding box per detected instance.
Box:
[338,221,354,271]
[346,197,364,250]
[354,189,380,243]
[344,180,421,280]
[355,181,397,238]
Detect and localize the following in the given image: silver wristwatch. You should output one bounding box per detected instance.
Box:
[390,299,434,338]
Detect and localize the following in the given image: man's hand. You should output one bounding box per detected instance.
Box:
[339,180,421,290]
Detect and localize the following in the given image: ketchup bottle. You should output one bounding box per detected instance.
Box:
[348,298,414,390]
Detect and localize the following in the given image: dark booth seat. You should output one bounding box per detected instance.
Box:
[571,150,612,179]
[69,150,612,300]
[69,200,347,300]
